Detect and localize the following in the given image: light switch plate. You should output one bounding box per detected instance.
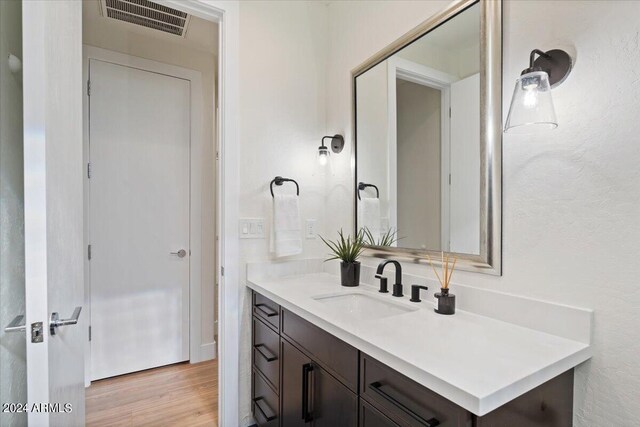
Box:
[239,218,265,239]
[305,219,317,239]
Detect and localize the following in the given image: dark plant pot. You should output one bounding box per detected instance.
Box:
[434,287,455,315]
[340,261,361,287]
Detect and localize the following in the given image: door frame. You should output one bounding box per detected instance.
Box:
[386,57,456,250]
[157,2,241,425]
[82,46,205,383]
[157,2,242,425]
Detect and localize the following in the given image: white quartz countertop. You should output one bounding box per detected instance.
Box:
[247,272,592,416]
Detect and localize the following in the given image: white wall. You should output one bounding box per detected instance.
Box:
[324,1,640,425]
[82,8,218,355]
[356,63,390,226]
[237,1,329,424]
[0,1,26,426]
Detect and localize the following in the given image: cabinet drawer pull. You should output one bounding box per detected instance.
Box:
[253,397,277,422]
[302,363,314,423]
[369,381,440,427]
[254,344,277,362]
[255,303,278,317]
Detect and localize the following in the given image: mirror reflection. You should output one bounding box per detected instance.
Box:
[356,2,481,255]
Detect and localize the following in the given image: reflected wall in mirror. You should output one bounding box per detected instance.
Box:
[354,0,502,274]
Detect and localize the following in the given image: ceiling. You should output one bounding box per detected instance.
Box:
[402,3,480,54]
[82,0,218,55]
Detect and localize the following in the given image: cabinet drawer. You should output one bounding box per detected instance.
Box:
[253,369,280,427]
[281,308,359,392]
[360,354,472,427]
[253,292,281,331]
[253,316,280,393]
[361,398,400,427]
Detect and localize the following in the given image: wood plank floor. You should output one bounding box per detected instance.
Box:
[86,360,218,427]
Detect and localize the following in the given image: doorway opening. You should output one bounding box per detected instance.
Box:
[82,0,220,424]
[386,55,480,255]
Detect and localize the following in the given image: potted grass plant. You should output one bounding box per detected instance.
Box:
[320,229,365,287]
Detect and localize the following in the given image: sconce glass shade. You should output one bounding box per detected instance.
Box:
[314,145,333,176]
[317,145,330,166]
[504,70,557,134]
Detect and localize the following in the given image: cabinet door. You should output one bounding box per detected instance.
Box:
[281,339,358,427]
[281,339,312,427]
[311,362,358,427]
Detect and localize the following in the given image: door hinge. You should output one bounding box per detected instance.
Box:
[216,151,219,161]
[221,266,224,276]
[449,107,451,117]
[449,174,452,185]
[87,80,91,96]
[87,162,92,179]
[88,244,92,260]
[31,322,44,343]
[89,326,92,342]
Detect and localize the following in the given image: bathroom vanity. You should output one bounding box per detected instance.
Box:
[247,268,592,427]
[249,0,593,424]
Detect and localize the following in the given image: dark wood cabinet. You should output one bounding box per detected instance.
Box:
[253,292,281,331]
[308,358,358,426]
[475,370,574,427]
[253,369,280,427]
[251,291,574,427]
[280,338,311,427]
[253,317,280,393]
[282,308,359,392]
[360,399,399,427]
[281,339,358,427]
[360,353,471,427]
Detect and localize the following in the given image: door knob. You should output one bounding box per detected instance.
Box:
[171,249,187,258]
[50,307,82,335]
[4,314,26,333]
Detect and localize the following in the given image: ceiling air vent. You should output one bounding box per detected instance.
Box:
[100,0,191,37]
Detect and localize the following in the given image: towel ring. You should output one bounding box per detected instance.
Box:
[357,182,379,200]
[270,176,300,197]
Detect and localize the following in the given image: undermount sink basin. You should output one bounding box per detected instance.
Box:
[312,292,417,320]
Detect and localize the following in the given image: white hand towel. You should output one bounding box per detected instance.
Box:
[359,197,381,242]
[270,194,302,257]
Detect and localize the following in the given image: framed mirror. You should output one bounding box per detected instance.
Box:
[353,0,502,275]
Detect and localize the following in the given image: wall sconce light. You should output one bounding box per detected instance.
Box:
[504,49,573,133]
[317,134,344,168]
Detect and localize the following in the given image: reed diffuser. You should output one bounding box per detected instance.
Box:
[427,252,457,315]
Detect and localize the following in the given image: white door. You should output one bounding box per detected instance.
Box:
[449,73,481,254]
[21,1,86,425]
[88,58,191,380]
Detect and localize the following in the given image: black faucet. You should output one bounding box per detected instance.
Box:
[410,285,429,302]
[375,260,403,297]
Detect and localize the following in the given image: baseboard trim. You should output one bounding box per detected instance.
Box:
[198,342,217,361]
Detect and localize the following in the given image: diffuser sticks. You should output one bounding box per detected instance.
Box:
[427,252,457,289]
